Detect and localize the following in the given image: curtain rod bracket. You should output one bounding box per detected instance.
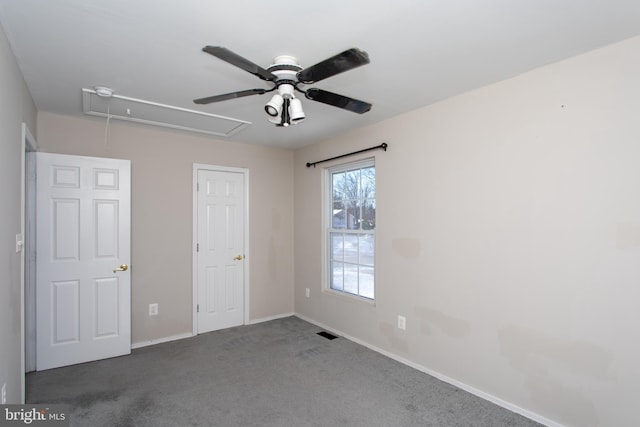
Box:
[306,142,388,168]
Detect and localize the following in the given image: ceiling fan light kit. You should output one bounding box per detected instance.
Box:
[194,46,372,127]
[265,93,284,117]
[289,98,305,123]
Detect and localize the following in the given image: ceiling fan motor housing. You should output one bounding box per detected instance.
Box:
[268,55,303,98]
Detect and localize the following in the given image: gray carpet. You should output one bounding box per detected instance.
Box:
[27,316,541,427]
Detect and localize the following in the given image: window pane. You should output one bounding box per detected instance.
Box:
[359,234,374,266]
[344,234,358,264]
[361,166,375,199]
[331,261,344,291]
[332,201,346,229]
[345,202,360,230]
[343,263,358,295]
[359,265,375,299]
[345,170,360,200]
[361,199,375,230]
[332,172,346,200]
[331,233,344,261]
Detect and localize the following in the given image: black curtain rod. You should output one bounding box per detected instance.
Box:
[306,143,388,168]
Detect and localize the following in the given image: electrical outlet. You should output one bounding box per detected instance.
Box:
[305,288,310,298]
[2,383,6,404]
[397,315,406,331]
[149,303,158,316]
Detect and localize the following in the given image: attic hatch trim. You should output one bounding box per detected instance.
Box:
[82,88,251,138]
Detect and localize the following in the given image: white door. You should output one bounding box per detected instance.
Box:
[36,153,131,370]
[196,168,246,334]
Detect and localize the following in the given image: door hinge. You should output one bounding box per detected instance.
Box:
[197,304,199,313]
[197,182,200,192]
[196,243,199,252]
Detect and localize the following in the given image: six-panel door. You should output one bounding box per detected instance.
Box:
[36,153,131,370]
[196,169,245,334]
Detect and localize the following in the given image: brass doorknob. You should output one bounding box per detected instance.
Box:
[233,255,244,261]
[113,264,129,273]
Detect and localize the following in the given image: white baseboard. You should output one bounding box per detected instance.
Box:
[131,332,194,349]
[132,313,295,350]
[294,312,563,427]
[247,312,295,325]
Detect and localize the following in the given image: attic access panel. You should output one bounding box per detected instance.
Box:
[82,88,250,137]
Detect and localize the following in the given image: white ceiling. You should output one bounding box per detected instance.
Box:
[1,0,640,149]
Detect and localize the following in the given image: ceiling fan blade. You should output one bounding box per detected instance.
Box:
[297,48,370,84]
[194,88,267,105]
[203,46,276,81]
[305,88,372,114]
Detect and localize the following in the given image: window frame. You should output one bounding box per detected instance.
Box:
[323,158,376,302]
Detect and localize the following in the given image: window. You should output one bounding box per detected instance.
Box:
[327,159,375,300]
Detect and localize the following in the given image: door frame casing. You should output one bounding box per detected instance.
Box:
[192,164,250,335]
[21,123,38,402]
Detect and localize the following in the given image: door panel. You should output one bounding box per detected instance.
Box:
[95,277,119,337]
[197,169,245,333]
[95,200,119,258]
[53,198,80,260]
[52,280,80,344]
[36,153,131,370]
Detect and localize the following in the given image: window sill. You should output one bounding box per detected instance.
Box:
[322,288,376,306]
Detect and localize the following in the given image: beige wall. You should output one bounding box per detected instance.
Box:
[294,36,640,427]
[37,113,294,344]
[0,24,37,403]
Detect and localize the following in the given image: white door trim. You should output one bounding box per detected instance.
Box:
[192,164,250,335]
[20,123,38,403]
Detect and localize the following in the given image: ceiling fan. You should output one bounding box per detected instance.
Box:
[194,46,372,127]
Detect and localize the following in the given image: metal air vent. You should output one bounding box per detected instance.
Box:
[82,88,250,137]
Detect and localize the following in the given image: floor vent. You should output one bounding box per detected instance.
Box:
[317,331,338,340]
[82,88,250,137]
